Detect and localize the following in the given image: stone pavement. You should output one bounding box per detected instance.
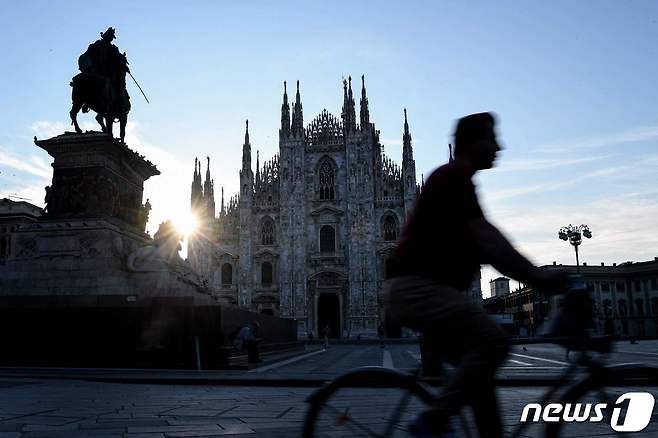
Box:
[0,377,657,437]
[1,340,658,437]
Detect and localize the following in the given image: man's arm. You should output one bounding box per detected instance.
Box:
[469,217,542,285]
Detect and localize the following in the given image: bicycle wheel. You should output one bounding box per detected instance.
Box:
[544,365,658,438]
[302,367,436,438]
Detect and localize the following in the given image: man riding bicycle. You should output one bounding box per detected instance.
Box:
[384,112,567,437]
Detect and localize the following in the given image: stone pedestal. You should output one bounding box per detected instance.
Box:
[0,132,299,368]
[36,131,159,231]
[0,132,211,303]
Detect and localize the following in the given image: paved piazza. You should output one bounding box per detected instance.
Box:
[0,341,657,437]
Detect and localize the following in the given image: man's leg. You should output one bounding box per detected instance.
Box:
[470,383,504,435]
[384,277,509,437]
[419,312,508,437]
[245,340,259,363]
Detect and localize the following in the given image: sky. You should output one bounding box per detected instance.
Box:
[1,1,658,296]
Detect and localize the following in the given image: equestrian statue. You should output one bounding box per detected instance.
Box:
[70,27,133,142]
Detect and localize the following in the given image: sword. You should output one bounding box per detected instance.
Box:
[128,71,150,104]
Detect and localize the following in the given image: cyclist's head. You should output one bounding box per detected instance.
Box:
[453,112,501,170]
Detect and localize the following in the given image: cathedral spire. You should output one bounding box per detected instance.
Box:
[203,156,215,219]
[280,81,290,136]
[342,76,356,132]
[401,108,417,215]
[220,186,225,215]
[291,80,304,136]
[195,158,201,185]
[348,75,354,101]
[402,108,413,162]
[360,74,370,128]
[245,119,250,145]
[255,150,260,189]
[242,119,251,172]
[449,143,454,163]
[191,157,203,210]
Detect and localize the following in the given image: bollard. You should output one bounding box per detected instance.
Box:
[194,336,202,371]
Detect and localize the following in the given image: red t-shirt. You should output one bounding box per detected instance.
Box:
[389,162,484,290]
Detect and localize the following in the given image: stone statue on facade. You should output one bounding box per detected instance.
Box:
[43,185,52,214]
[70,27,131,142]
[136,198,152,232]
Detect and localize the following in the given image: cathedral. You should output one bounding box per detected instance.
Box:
[188,76,479,338]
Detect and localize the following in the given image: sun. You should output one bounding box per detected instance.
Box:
[172,211,198,237]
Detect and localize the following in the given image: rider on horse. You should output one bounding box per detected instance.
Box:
[70,27,131,141]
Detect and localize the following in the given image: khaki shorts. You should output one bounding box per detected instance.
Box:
[383,276,508,358]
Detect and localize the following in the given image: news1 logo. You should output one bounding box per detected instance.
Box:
[520,392,655,432]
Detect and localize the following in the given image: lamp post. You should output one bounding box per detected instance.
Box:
[558,224,592,272]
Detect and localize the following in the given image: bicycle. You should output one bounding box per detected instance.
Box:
[303,283,658,437]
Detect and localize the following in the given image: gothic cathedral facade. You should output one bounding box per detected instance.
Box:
[189,76,420,338]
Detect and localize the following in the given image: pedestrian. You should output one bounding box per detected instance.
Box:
[378,323,386,348]
[306,331,314,349]
[322,324,331,349]
[233,321,262,364]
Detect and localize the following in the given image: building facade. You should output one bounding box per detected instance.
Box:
[489,276,511,297]
[484,260,658,338]
[188,77,483,338]
[0,198,43,266]
[188,77,419,338]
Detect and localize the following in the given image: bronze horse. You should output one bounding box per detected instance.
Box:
[69,57,130,142]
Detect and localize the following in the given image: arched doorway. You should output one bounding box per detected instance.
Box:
[317,293,340,338]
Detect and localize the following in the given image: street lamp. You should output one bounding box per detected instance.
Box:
[558,224,592,272]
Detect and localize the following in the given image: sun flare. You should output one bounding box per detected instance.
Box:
[172,212,198,237]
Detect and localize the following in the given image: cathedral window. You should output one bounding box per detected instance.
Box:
[318,160,336,200]
[262,261,273,286]
[618,299,628,316]
[382,214,398,241]
[319,225,336,254]
[221,263,233,287]
[261,217,275,245]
